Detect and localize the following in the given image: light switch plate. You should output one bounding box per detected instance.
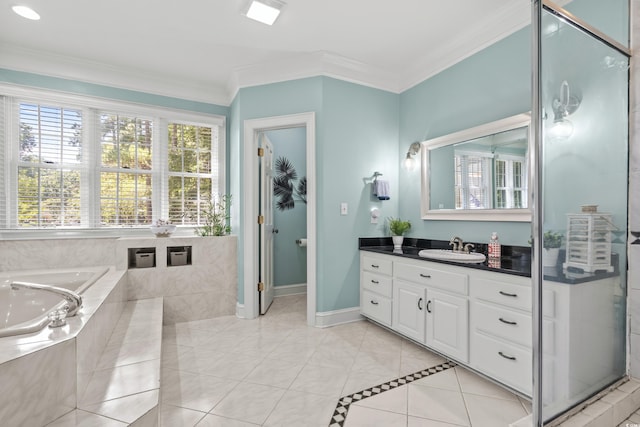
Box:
[340,202,348,215]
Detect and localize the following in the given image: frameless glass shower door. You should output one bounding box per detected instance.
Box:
[534,1,630,423]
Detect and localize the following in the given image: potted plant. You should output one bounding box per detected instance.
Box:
[543,230,563,268]
[388,217,411,250]
[186,194,232,237]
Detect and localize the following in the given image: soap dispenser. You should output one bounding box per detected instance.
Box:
[488,232,501,259]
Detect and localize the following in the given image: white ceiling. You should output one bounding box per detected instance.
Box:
[0,0,531,105]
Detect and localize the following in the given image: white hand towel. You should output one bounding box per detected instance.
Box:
[373,179,390,200]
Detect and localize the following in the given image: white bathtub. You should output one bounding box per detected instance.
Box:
[0,266,109,338]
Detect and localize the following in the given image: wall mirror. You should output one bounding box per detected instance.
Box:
[420,113,532,221]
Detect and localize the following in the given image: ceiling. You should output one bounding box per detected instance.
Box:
[0,0,531,105]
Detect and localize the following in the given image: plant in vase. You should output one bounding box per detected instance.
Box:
[388,217,411,250]
[185,194,232,237]
[543,230,563,268]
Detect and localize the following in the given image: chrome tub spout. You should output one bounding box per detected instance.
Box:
[10,281,83,317]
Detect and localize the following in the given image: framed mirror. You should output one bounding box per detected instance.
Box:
[420,113,532,221]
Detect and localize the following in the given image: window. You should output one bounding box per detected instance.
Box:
[454,152,492,209]
[0,89,225,232]
[495,156,527,209]
[167,123,216,225]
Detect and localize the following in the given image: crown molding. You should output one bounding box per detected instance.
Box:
[226,50,402,100]
[398,1,531,92]
[0,44,231,106]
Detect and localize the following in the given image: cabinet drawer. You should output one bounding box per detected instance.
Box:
[473,301,531,347]
[361,271,392,298]
[362,255,393,276]
[471,332,532,395]
[361,290,392,326]
[472,277,531,312]
[395,262,468,295]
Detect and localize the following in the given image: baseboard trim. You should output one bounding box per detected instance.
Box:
[235,302,245,319]
[315,307,363,328]
[274,283,307,297]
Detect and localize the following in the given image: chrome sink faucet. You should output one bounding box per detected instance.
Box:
[11,281,83,317]
[449,236,464,252]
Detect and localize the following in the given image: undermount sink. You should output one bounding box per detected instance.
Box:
[418,249,486,264]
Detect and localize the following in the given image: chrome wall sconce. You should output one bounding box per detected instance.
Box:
[550,80,581,139]
[403,142,421,170]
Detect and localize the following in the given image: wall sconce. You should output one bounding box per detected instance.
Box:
[550,80,581,139]
[244,0,285,25]
[403,142,421,170]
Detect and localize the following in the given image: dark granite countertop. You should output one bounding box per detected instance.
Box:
[359,237,619,284]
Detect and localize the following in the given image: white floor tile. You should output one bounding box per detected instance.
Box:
[209,382,286,424]
[412,368,461,392]
[159,404,207,427]
[161,369,239,412]
[263,389,337,427]
[408,384,470,426]
[344,405,408,427]
[46,410,128,427]
[463,393,528,427]
[455,367,519,401]
[352,384,408,414]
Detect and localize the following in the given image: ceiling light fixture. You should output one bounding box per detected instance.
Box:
[244,0,284,26]
[12,5,40,20]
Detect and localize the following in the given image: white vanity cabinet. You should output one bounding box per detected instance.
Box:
[469,271,534,395]
[360,252,470,364]
[360,253,393,326]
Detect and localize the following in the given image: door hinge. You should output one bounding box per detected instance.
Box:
[257,281,264,292]
[258,147,264,157]
[258,215,264,224]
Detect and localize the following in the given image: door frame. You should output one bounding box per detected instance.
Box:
[243,112,316,326]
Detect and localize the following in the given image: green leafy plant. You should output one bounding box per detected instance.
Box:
[191,194,232,237]
[543,231,563,249]
[388,217,411,236]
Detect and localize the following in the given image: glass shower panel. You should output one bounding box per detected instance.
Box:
[540,7,628,422]
[562,0,629,48]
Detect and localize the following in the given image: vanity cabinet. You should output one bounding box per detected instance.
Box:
[361,252,470,364]
[360,254,393,326]
[469,271,533,395]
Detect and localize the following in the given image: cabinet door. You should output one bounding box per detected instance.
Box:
[426,289,469,363]
[392,280,426,343]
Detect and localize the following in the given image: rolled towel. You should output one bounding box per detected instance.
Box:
[373,179,390,200]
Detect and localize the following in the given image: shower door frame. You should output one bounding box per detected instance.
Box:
[531,1,631,425]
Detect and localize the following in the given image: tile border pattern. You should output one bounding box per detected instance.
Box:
[328,360,457,426]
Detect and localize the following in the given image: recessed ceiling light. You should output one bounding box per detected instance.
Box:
[244,0,284,26]
[12,5,40,20]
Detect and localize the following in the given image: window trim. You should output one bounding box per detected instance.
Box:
[0,84,226,236]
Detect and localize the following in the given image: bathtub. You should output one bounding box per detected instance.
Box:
[0,266,109,338]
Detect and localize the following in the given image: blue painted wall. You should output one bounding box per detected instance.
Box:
[398,27,532,246]
[265,127,307,287]
[231,77,399,311]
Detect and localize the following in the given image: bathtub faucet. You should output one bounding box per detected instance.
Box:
[10,281,83,317]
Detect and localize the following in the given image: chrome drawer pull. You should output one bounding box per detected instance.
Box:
[499,291,518,298]
[420,273,432,278]
[371,264,379,268]
[371,280,379,284]
[499,351,517,361]
[499,317,517,326]
[370,300,379,305]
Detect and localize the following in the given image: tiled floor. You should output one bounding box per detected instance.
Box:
[160,294,531,426]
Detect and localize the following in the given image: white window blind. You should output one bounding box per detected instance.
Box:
[454,152,493,209]
[99,113,153,226]
[16,102,84,227]
[0,87,225,233]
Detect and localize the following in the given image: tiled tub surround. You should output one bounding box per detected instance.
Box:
[0,235,238,324]
[0,266,127,427]
[120,236,237,324]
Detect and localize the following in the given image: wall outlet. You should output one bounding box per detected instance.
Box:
[340,202,348,215]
